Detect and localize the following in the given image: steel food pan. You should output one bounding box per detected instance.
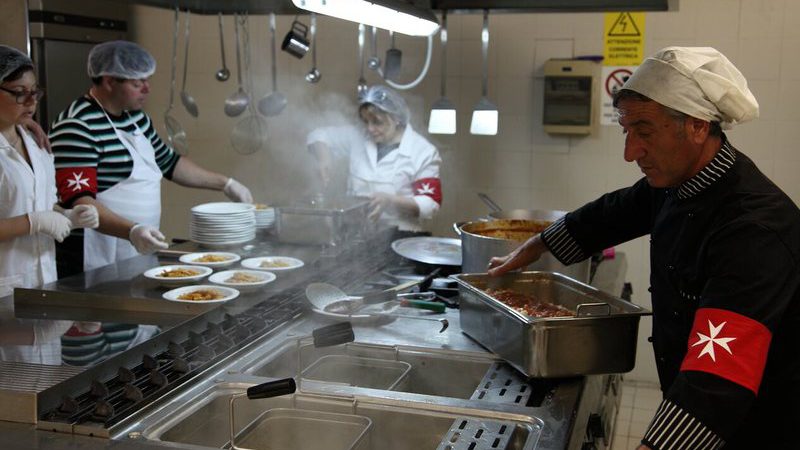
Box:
[275,196,370,246]
[453,272,651,378]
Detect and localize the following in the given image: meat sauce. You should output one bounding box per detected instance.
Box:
[485,288,574,318]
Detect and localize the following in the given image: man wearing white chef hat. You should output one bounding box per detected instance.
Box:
[49,41,254,276]
[490,47,800,449]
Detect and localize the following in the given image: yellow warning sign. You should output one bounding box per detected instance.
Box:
[603,12,645,66]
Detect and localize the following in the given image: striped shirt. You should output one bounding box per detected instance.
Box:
[50,96,180,205]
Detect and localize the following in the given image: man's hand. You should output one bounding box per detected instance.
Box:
[19,118,51,153]
[60,204,99,229]
[129,224,168,254]
[28,211,71,242]
[487,235,548,276]
[223,178,253,203]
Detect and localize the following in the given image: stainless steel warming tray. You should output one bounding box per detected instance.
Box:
[453,272,651,378]
[275,196,370,246]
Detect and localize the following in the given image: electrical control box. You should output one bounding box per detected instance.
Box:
[543,59,600,135]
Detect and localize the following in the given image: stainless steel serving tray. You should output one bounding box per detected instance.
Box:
[275,196,370,246]
[453,272,651,378]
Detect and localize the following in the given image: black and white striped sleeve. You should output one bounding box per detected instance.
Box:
[540,217,589,265]
[642,399,724,450]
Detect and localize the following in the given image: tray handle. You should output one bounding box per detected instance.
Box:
[576,302,612,317]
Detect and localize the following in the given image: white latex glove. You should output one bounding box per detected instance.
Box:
[61,204,99,229]
[28,211,71,242]
[223,178,253,203]
[129,224,168,254]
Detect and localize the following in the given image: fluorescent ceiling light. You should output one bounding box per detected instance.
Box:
[429,97,457,134]
[292,0,440,37]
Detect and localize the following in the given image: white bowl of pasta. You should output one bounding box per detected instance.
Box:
[208,270,276,292]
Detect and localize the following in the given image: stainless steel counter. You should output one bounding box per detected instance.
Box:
[0,231,628,450]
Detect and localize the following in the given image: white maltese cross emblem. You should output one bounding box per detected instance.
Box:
[692,320,736,362]
[66,171,90,192]
[417,183,435,195]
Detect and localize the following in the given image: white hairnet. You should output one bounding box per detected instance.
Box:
[87,41,156,79]
[621,46,759,129]
[358,85,410,126]
[0,45,33,82]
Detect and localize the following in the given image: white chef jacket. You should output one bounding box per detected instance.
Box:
[307,124,442,231]
[0,127,71,364]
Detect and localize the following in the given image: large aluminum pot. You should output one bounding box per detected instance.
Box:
[455,214,590,282]
[487,209,567,221]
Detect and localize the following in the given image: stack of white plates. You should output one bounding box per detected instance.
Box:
[254,206,275,230]
[190,202,256,246]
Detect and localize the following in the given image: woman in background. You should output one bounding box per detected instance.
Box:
[307,85,442,232]
[0,45,98,364]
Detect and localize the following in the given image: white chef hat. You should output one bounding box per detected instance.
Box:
[621,47,759,129]
[358,85,410,126]
[0,45,33,83]
[87,41,156,80]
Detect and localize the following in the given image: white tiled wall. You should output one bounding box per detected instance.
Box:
[129,0,799,384]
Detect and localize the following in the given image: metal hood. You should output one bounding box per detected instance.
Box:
[115,0,676,15]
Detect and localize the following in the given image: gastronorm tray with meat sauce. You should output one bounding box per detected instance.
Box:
[453,272,651,378]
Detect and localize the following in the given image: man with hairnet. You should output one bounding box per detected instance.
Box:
[489,47,800,449]
[49,41,253,275]
[307,85,441,232]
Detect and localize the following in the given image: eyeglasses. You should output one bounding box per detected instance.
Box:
[0,86,45,104]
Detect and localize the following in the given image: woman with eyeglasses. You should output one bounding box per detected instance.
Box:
[0,45,99,364]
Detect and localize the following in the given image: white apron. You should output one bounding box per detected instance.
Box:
[83,97,162,271]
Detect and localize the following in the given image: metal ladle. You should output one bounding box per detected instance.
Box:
[165,8,188,155]
[179,10,199,118]
[367,26,381,70]
[257,12,287,117]
[215,13,230,82]
[231,13,268,155]
[356,24,368,96]
[304,13,320,83]
[224,13,249,117]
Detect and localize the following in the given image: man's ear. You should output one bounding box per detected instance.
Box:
[685,117,711,144]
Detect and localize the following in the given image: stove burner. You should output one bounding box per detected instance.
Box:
[142,355,159,370]
[90,380,109,399]
[123,384,144,403]
[117,367,135,383]
[149,369,168,388]
[92,400,114,420]
[168,342,185,357]
[57,396,79,416]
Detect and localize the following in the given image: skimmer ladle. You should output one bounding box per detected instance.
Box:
[215,13,230,82]
[224,14,249,117]
[165,8,187,155]
[179,10,199,118]
[257,13,287,117]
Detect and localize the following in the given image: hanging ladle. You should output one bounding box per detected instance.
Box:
[179,10,199,118]
[356,24,368,97]
[305,13,320,83]
[224,13,249,117]
[215,13,230,82]
[367,26,381,71]
[257,12,287,117]
[164,8,187,155]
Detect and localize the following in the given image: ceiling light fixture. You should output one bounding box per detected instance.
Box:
[291,0,440,37]
[470,9,498,135]
[428,10,455,134]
